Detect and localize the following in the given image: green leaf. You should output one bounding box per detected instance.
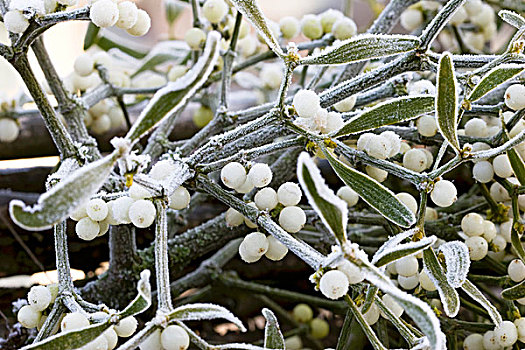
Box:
[322,148,415,228]
[436,52,460,153]
[502,279,525,300]
[345,296,387,350]
[375,297,419,347]
[125,31,220,143]
[300,34,420,66]
[372,236,436,267]
[335,95,435,137]
[507,148,525,186]
[117,270,152,319]
[165,0,184,25]
[297,152,348,245]
[423,248,460,317]
[228,0,284,57]
[461,279,502,327]
[132,41,189,77]
[168,303,246,332]
[9,152,120,231]
[83,23,100,50]
[96,35,147,59]
[467,64,525,102]
[361,285,378,314]
[438,241,470,288]
[499,10,525,29]
[360,259,445,349]
[262,308,285,350]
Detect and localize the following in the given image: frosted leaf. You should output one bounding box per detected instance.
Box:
[436,52,460,153]
[422,248,460,317]
[125,31,221,143]
[301,34,420,66]
[158,157,193,196]
[437,241,470,288]
[10,151,120,231]
[462,280,502,327]
[118,269,152,319]
[372,235,436,267]
[262,308,285,350]
[467,64,525,102]
[297,152,348,245]
[134,40,189,76]
[46,158,79,187]
[168,303,246,332]
[499,10,525,29]
[372,229,417,264]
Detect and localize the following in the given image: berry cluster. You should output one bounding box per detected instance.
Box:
[291,303,330,340]
[464,318,525,349]
[319,259,364,300]
[293,89,346,135]
[89,0,150,36]
[139,325,190,350]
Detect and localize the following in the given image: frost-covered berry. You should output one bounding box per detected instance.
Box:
[202,0,228,24]
[309,318,330,339]
[169,186,190,210]
[366,134,391,160]
[18,305,41,328]
[260,64,283,89]
[381,294,403,318]
[90,0,119,28]
[361,303,380,325]
[472,161,494,183]
[74,53,95,77]
[508,259,525,282]
[27,285,52,311]
[395,255,419,277]
[337,259,364,284]
[0,118,19,143]
[319,270,349,300]
[332,17,357,40]
[4,10,29,34]
[419,270,437,291]
[61,312,89,332]
[139,329,162,350]
[396,192,418,215]
[248,163,273,188]
[380,131,401,157]
[482,220,497,242]
[279,206,306,233]
[403,149,428,172]
[225,208,244,227]
[127,9,151,36]
[279,16,300,39]
[493,154,513,178]
[430,180,457,207]
[221,162,247,189]
[397,274,419,290]
[356,133,374,152]
[265,235,288,261]
[255,187,278,211]
[417,115,438,137]
[149,159,176,181]
[336,186,358,207]
[112,196,134,224]
[461,213,484,237]
[463,333,484,350]
[161,325,190,350]
[70,203,88,221]
[505,84,525,111]
[400,8,423,31]
[324,112,344,134]
[114,316,137,337]
[334,95,356,112]
[128,200,156,228]
[76,217,100,241]
[293,304,313,323]
[116,1,138,29]
[319,9,343,33]
[293,89,320,119]
[466,236,488,261]
[242,232,269,257]
[464,118,488,138]
[86,198,108,222]
[301,14,323,40]
[483,330,501,350]
[494,320,518,347]
[277,182,302,207]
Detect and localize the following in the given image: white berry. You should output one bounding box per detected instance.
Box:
[279,16,300,39]
[86,198,108,222]
[508,259,525,282]
[27,285,52,311]
[505,84,525,111]
[221,162,247,189]
[128,200,156,228]
[112,196,134,224]
[337,259,364,284]
[301,14,323,40]
[90,0,119,28]
[248,163,273,188]
[396,192,418,215]
[419,270,437,291]
[149,159,177,181]
[254,187,278,211]
[319,9,343,33]
[483,330,501,350]
[242,232,269,257]
[403,149,428,172]
[265,235,288,261]
[114,316,137,337]
[430,180,457,207]
[104,327,118,350]
[225,208,244,227]
[277,182,302,206]
[239,239,261,263]
[0,118,19,143]
[319,270,349,300]
[395,255,419,277]
[161,325,190,350]
[400,8,423,31]
[279,206,306,233]
[202,0,228,24]
[184,27,207,49]
[116,1,138,29]
[494,320,518,347]
[463,333,484,350]
[260,64,283,89]
[336,186,358,207]
[293,89,320,119]
[466,236,488,261]
[417,115,438,137]
[127,9,151,36]
[366,134,391,160]
[334,95,357,112]
[169,186,190,210]
[464,118,488,138]
[461,213,484,237]
[381,294,403,318]
[74,53,95,77]
[76,217,100,241]
[61,312,89,332]
[139,329,162,350]
[332,17,357,40]
[493,154,513,178]
[397,274,419,290]
[18,305,41,328]
[4,10,29,34]
[472,161,494,183]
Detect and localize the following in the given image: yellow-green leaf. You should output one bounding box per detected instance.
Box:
[467,64,525,102]
[263,308,285,350]
[436,52,460,153]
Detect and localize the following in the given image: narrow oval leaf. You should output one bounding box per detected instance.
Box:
[467,64,525,102]
[133,41,189,77]
[423,248,460,317]
[228,0,283,57]
[373,236,437,268]
[461,279,502,327]
[83,22,100,50]
[361,285,378,314]
[499,10,525,29]
[438,241,470,288]
[361,259,446,350]
[262,308,285,350]
[502,279,525,300]
[125,31,221,143]
[322,148,416,228]
[436,52,460,153]
[372,229,417,264]
[117,269,152,319]
[335,95,434,137]
[9,151,120,231]
[346,296,387,350]
[300,34,420,66]
[507,148,525,186]
[169,303,246,332]
[297,152,348,245]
